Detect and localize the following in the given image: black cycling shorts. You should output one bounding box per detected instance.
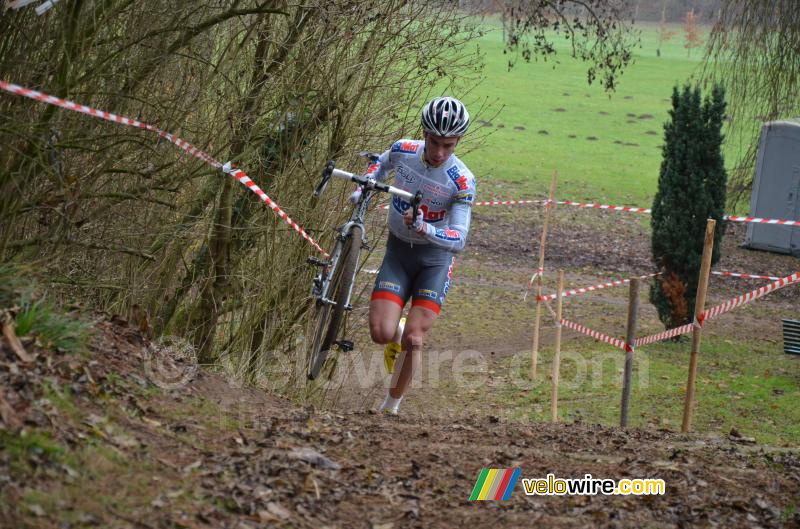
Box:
[371,234,455,315]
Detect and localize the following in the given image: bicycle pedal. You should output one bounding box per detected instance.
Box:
[336,340,354,352]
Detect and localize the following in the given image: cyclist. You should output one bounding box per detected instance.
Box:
[351,97,476,415]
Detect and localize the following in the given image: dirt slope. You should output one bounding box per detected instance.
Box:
[3,204,800,528]
[2,316,799,528]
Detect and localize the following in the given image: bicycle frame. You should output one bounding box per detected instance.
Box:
[311,160,420,311]
[315,190,374,311]
[306,158,422,376]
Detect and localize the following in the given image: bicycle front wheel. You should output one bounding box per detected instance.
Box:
[308,225,362,380]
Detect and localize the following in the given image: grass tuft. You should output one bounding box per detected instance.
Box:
[14,298,92,355]
[0,429,65,467]
[0,265,92,355]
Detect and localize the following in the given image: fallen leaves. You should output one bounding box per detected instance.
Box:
[288,447,341,470]
[2,313,800,529]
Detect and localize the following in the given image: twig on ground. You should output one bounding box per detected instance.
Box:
[1,310,34,363]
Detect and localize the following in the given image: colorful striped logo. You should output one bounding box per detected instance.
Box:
[469,469,521,500]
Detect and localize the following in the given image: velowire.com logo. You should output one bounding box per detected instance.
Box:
[469,469,521,501]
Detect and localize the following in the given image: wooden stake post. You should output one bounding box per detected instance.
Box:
[531,171,558,380]
[550,270,565,423]
[682,219,716,433]
[620,278,640,427]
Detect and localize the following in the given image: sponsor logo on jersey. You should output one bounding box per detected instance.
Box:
[420,204,446,222]
[396,165,416,183]
[417,289,438,299]
[435,228,461,242]
[392,195,410,214]
[446,165,469,191]
[378,281,401,293]
[423,183,450,198]
[391,140,420,154]
[442,257,455,299]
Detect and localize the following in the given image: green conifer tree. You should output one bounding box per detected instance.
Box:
[651,85,727,329]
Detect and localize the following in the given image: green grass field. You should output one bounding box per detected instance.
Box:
[491,338,800,447]
[458,21,737,208]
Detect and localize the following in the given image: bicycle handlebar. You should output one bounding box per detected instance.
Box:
[330,168,416,202]
[315,160,418,202]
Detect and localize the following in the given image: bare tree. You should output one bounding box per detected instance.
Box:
[500,0,639,91]
[683,8,703,57]
[703,0,800,204]
[657,0,677,56]
[0,0,484,392]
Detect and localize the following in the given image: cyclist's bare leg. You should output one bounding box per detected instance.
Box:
[369,299,403,344]
[389,304,437,398]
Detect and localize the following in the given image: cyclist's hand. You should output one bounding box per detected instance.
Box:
[349,187,363,204]
[404,210,425,233]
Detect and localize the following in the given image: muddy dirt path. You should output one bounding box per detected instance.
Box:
[6,322,797,528]
[3,206,799,528]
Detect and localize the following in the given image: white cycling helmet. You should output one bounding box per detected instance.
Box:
[421,96,470,137]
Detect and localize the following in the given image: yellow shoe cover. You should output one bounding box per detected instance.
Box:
[383,317,406,374]
[384,342,401,374]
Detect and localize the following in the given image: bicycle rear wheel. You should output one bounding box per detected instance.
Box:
[308,225,362,380]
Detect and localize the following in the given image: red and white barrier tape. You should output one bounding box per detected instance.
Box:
[558,200,651,214]
[537,273,659,303]
[541,297,558,322]
[560,319,632,352]
[476,199,541,207]
[221,164,329,257]
[556,200,799,225]
[523,267,545,301]
[635,271,800,346]
[378,195,799,226]
[700,271,800,325]
[0,80,329,258]
[557,200,798,225]
[725,215,800,227]
[712,271,782,281]
[634,322,694,347]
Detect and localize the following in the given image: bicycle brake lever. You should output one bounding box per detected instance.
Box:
[411,190,423,226]
[408,190,423,247]
[314,160,335,197]
[358,151,380,163]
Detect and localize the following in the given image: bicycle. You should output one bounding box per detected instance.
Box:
[306,155,422,380]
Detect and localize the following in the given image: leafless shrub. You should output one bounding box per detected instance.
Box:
[0,1,484,399]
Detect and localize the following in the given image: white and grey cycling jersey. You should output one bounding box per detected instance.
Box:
[367,139,476,252]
